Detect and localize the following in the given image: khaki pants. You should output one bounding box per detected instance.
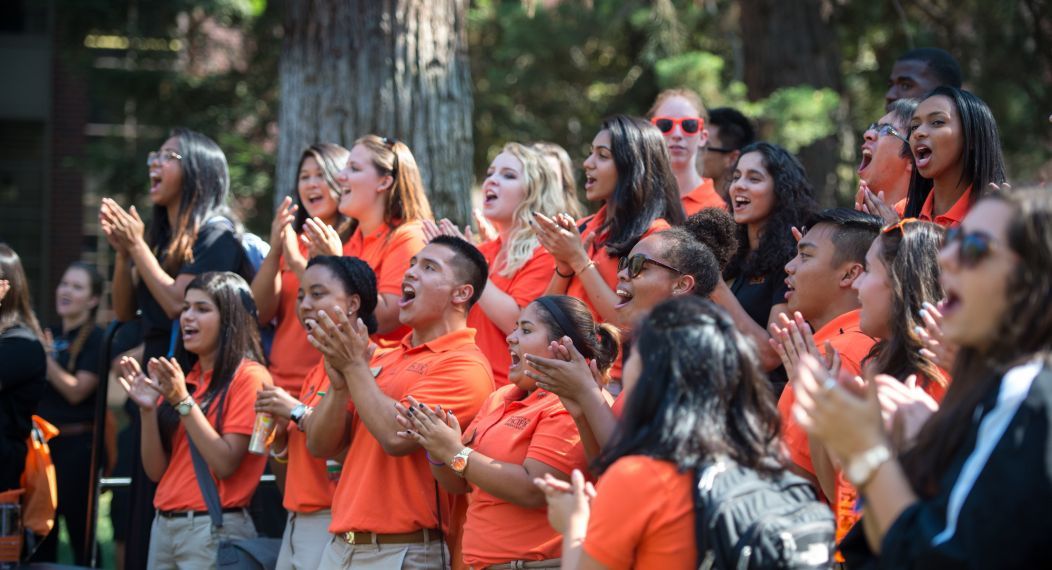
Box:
[276,509,333,570]
[316,532,449,570]
[146,509,256,570]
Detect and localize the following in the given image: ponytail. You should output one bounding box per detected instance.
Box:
[533,295,622,380]
[594,322,621,375]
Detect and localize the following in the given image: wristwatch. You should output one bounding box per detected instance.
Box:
[449,447,474,477]
[289,403,309,426]
[174,394,196,416]
[845,444,892,488]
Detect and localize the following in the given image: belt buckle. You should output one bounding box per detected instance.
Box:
[342,531,355,544]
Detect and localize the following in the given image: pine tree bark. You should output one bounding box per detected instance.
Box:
[739,0,844,206]
[277,0,474,222]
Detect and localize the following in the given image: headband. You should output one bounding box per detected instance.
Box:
[535,296,593,358]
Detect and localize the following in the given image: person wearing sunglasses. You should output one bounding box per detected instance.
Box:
[700,107,756,203]
[902,86,1007,228]
[856,99,918,223]
[647,89,726,216]
[793,189,1052,568]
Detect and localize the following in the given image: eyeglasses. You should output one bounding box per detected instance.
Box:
[651,116,703,135]
[943,226,1003,268]
[618,253,684,279]
[866,122,910,145]
[147,149,183,167]
[706,146,736,154]
[882,217,921,235]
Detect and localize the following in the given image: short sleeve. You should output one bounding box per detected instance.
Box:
[377,225,427,297]
[220,361,271,436]
[524,407,584,474]
[73,327,105,376]
[583,458,659,569]
[505,249,555,307]
[181,221,246,278]
[398,355,493,425]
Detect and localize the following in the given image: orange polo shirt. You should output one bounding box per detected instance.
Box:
[918,187,972,228]
[345,220,428,344]
[777,309,874,477]
[268,239,357,393]
[681,178,726,216]
[154,360,272,511]
[583,455,695,570]
[282,362,337,513]
[467,239,555,387]
[328,327,495,535]
[459,385,585,567]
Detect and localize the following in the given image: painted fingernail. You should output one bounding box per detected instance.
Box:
[922,301,935,311]
[914,326,924,336]
[918,308,928,320]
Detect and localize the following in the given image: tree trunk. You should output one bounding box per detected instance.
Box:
[277,0,474,222]
[739,0,843,206]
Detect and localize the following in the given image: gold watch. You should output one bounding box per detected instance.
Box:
[449,447,473,477]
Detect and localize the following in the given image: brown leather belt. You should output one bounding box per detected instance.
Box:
[485,560,562,570]
[339,528,436,545]
[55,421,95,437]
[158,507,246,519]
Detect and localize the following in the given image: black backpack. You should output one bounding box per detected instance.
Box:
[693,457,835,569]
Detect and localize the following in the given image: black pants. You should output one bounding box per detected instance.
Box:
[31,431,98,565]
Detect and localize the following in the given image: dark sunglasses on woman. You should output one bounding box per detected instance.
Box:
[618,253,684,279]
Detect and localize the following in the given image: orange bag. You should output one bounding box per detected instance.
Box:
[0,489,25,562]
[18,416,58,536]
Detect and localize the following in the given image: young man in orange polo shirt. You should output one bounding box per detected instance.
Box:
[306,235,495,569]
[772,208,882,550]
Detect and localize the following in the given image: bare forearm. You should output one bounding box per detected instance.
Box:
[251,249,283,323]
[544,273,571,297]
[431,464,471,495]
[45,362,98,405]
[180,408,247,479]
[462,455,548,508]
[305,389,351,457]
[580,389,617,450]
[139,409,168,482]
[344,363,416,455]
[128,242,183,318]
[111,253,137,321]
[477,281,522,335]
[860,460,917,546]
[576,267,619,324]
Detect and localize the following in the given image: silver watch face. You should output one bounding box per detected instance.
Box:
[291,404,307,422]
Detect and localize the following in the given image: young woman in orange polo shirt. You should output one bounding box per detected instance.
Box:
[117,271,272,569]
[254,256,378,570]
[647,89,725,215]
[396,295,618,569]
[336,135,433,343]
[536,296,785,570]
[902,87,1006,227]
[533,114,685,326]
[424,143,582,387]
[252,143,353,394]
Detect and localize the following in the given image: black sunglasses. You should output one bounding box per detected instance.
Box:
[866,122,910,145]
[618,254,684,279]
[944,226,998,268]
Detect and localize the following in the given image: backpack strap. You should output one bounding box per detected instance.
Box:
[186,436,224,530]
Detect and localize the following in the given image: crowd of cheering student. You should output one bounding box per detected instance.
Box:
[1,46,1051,570]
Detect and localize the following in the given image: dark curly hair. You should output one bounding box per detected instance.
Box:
[305,256,379,334]
[654,228,721,297]
[724,142,817,281]
[685,207,739,271]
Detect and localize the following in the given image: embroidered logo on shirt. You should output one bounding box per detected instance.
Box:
[504,416,530,429]
[406,362,428,374]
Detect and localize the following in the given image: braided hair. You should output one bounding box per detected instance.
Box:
[305,256,379,334]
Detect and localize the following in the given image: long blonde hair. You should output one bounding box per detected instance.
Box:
[354,135,433,226]
[496,143,583,277]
